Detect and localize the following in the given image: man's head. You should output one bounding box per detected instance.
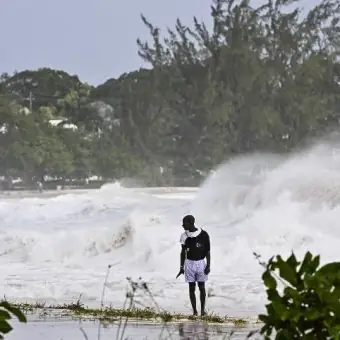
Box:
[182,214,196,231]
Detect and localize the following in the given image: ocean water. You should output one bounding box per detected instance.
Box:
[1,141,340,317]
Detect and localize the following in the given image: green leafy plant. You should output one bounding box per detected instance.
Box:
[254,251,340,339]
[0,300,26,339]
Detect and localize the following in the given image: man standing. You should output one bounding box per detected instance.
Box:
[177,214,211,316]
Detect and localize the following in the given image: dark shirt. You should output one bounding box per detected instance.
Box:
[181,229,210,261]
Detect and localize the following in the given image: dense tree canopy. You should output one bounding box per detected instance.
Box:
[1,0,340,186]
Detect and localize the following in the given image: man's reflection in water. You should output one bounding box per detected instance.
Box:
[176,322,257,340]
[178,322,210,339]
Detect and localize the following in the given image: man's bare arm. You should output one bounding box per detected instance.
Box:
[180,245,186,268]
[206,251,210,268]
[206,232,211,268]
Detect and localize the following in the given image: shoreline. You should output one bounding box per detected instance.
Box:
[0,188,92,198]
[0,186,198,199]
[5,301,261,327]
[7,304,261,340]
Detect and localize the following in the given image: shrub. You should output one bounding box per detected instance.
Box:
[254,251,340,339]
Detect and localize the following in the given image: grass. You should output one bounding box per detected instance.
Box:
[3,300,256,327]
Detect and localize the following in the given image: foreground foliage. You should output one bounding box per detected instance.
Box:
[1,0,340,185]
[0,301,26,339]
[255,251,340,339]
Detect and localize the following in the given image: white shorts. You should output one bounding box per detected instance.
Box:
[184,259,208,283]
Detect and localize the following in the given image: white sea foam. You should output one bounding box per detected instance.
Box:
[1,140,340,317]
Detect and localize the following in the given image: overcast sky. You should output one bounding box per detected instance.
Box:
[1,0,316,86]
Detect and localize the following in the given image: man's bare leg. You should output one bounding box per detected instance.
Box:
[198,282,206,316]
[188,283,197,315]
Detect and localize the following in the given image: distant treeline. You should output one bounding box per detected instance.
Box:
[1,0,340,186]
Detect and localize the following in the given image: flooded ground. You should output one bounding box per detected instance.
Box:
[6,315,261,340]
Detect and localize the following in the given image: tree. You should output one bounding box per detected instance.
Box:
[56,127,93,178]
[92,69,174,166]
[90,133,143,179]
[2,68,85,111]
[136,0,340,177]
[10,131,73,180]
[1,112,74,179]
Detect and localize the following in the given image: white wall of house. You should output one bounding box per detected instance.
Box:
[48,119,78,130]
